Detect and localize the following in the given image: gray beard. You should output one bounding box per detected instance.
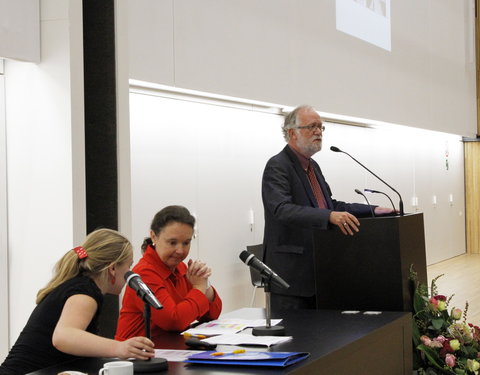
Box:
[298,140,322,158]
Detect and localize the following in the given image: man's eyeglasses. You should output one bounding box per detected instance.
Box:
[294,123,325,132]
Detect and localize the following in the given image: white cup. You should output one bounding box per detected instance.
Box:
[98,361,133,375]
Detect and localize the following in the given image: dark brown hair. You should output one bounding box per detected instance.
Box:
[142,205,195,253]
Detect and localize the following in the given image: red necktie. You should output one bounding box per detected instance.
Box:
[307,162,327,209]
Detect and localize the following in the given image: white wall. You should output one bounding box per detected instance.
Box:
[116,0,133,241]
[0,60,9,361]
[128,86,465,313]
[127,0,477,137]
[4,0,85,346]
[0,2,41,355]
[0,0,40,63]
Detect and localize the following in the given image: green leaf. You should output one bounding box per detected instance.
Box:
[432,318,445,330]
[441,310,450,320]
[413,320,422,346]
[462,345,478,357]
[414,292,427,314]
[416,344,455,374]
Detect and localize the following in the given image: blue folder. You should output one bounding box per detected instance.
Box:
[185,351,310,367]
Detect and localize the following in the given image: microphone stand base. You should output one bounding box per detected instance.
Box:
[252,325,286,336]
[132,357,168,373]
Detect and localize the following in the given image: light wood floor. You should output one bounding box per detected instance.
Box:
[427,253,480,325]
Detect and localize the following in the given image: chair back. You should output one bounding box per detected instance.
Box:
[246,244,264,288]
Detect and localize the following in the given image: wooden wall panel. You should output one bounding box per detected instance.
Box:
[470,1,480,254]
[465,141,480,254]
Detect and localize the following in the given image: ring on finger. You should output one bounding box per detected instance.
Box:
[343,223,348,227]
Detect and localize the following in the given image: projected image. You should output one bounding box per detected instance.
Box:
[336,0,391,51]
[354,0,387,18]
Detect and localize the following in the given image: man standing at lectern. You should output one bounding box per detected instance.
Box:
[261,105,393,311]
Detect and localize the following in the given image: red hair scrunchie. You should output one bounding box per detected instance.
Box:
[73,246,88,259]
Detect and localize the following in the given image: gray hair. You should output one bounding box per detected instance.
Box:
[282,105,316,141]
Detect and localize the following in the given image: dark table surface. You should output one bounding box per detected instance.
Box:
[28,308,411,375]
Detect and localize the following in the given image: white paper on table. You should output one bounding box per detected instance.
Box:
[182,318,284,337]
[182,322,248,336]
[203,333,292,347]
[154,349,205,362]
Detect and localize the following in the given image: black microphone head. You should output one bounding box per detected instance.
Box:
[124,271,139,286]
[239,250,250,263]
[354,188,362,194]
[330,146,341,152]
[124,270,134,281]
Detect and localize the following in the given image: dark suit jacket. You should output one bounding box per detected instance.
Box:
[261,145,373,297]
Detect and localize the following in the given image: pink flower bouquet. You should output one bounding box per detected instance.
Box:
[410,266,480,375]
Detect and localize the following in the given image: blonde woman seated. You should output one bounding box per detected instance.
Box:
[0,229,154,375]
[116,205,222,339]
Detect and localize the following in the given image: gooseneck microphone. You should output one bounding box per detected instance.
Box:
[364,188,396,212]
[239,250,290,290]
[355,189,375,217]
[124,271,163,310]
[330,146,404,216]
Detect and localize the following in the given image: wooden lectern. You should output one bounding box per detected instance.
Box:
[313,213,427,312]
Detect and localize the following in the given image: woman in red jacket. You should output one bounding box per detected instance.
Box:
[116,205,222,339]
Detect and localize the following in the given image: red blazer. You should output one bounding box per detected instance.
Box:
[115,245,222,339]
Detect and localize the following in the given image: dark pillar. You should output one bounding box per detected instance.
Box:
[83,0,118,233]
[83,0,118,339]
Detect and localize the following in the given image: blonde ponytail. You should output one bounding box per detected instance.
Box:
[36,228,132,304]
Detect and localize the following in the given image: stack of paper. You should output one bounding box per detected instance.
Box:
[203,333,292,347]
[182,318,283,337]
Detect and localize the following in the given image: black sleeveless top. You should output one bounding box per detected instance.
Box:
[0,276,103,375]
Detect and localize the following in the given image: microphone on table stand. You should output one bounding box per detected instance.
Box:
[125,271,163,309]
[124,271,168,372]
[239,250,289,336]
